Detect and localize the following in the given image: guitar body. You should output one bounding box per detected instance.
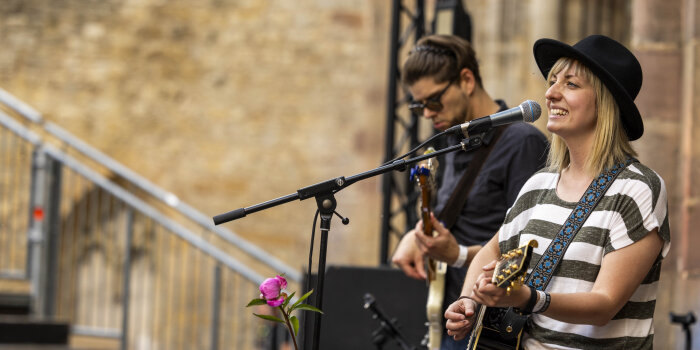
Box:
[466,240,538,350]
[467,307,527,350]
[425,259,446,350]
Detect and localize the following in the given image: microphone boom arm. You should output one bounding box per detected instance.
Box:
[212,136,484,225]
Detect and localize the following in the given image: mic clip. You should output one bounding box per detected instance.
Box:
[459,134,484,152]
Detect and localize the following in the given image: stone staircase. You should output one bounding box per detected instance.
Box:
[0,280,69,349]
[0,279,120,350]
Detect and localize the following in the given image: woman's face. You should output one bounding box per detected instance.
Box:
[545,63,597,140]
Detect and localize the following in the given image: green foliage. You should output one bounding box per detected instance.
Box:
[282,291,296,309]
[294,303,323,314]
[246,298,267,307]
[252,313,285,323]
[249,275,323,350]
[290,315,299,336]
[289,289,314,312]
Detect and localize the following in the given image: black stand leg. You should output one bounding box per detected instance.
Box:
[211,136,482,350]
[312,194,338,350]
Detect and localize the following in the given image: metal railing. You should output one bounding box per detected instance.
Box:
[0,88,299,349]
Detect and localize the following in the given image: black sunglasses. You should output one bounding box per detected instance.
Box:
[408,81,453,115]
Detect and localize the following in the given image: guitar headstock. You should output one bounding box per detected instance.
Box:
[410,147,438,187]
[491,240,538,295]
[410,147,440,256]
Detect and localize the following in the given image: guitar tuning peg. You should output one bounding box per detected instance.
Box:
[506,286,512,296]
[519,275,525,283]
[504,269,511,275]
[511,263,518,270]
[498,275,505,281]
[516,249,523,255]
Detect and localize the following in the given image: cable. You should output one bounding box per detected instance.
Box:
[381,131,446,166]
[306,209,320,293]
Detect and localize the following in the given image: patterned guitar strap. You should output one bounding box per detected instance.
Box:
[527,157,637,291]
[489,158,638,340]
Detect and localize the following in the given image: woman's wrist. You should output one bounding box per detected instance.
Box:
[516,286,538,314]
[533,291,550,313]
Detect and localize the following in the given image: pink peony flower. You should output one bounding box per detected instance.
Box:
[248,273,322,350]
[259,275,288,307]
[265,295,286,307]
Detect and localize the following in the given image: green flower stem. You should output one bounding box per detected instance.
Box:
[278,305,299,350]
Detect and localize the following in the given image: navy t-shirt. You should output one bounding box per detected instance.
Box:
[432,100,549,309]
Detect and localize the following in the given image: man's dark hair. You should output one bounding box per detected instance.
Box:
[402,34,483,88]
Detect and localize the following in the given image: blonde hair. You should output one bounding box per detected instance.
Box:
[546,58,637,176]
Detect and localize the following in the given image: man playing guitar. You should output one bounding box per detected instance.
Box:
[391,34,548,350]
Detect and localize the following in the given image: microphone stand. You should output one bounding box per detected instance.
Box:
[213,135,486,350]
[363,293,416,350]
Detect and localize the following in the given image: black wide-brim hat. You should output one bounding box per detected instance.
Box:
[533,35,644,141]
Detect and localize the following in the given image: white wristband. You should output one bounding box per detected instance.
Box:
[451,245,469,267]
[532,290,547,313]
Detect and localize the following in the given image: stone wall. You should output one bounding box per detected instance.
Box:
[0,0,390,269]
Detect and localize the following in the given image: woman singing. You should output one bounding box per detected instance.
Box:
[443,35,670,349]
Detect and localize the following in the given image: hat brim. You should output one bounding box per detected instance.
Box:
[533,38,643,141]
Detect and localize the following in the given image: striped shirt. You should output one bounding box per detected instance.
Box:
[498,162,671,350]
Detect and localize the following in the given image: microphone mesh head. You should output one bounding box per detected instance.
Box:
[520,100,541,123]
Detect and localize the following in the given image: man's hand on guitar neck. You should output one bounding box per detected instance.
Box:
[391,229,428,280]
[414,213,461,265]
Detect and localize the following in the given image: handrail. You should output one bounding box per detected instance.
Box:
[0,90,300,283]
[43,144,267,285]
[0,110,42,146]
[0,88,43,124]
[43,122,300,282]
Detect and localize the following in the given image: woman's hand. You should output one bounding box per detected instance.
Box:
[470,260,531,309]
[444,296,478,341]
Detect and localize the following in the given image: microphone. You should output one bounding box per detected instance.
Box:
[446,100,541,138]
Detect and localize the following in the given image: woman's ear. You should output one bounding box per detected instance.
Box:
[459,67,476,96]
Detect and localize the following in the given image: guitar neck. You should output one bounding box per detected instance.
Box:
[466,304,487,350]
[419,173,433,236]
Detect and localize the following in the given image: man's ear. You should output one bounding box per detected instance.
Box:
[459,68,476,96]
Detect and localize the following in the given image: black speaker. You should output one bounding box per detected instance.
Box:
[301,265,429,350]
